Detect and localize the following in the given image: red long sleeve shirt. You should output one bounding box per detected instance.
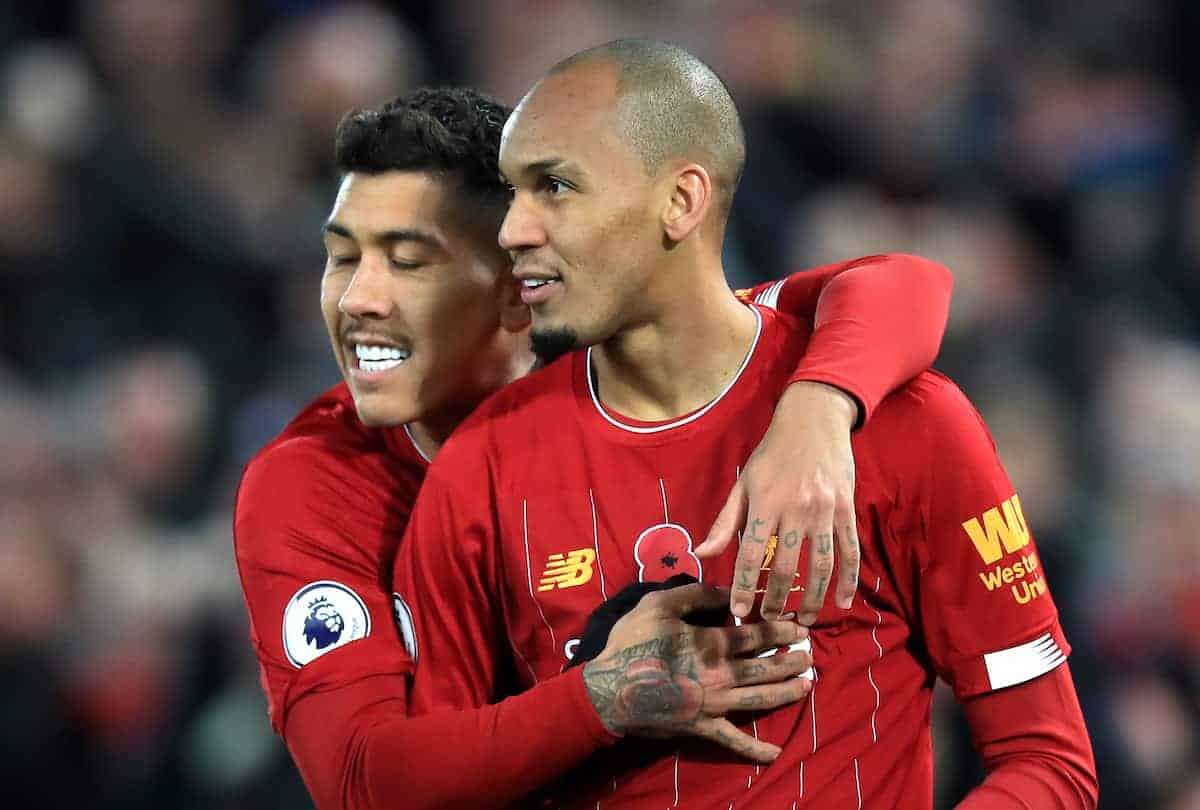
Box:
[234,255,965,809]
[392,308,1095,807]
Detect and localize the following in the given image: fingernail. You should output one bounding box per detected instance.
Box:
[732,601,750,618]
[780,611,796,620]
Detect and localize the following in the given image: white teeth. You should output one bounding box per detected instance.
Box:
[522,279,555,288]
[355,344,409,362]
[359,358,405,372]
[354,343,409,372]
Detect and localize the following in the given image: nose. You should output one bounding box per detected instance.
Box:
[338,258,394,320]
[498,192,547,254]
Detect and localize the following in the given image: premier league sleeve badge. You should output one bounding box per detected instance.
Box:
[282,581,371,667]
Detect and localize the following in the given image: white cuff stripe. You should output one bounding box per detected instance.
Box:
[754,280,785,310]
[983,632,1066,690]
[768,280,785,309]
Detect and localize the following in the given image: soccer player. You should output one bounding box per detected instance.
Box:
[234,88,953,808]
[392,41,1098,808]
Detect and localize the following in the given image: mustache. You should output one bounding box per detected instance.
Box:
[512,257,563,277]
[341,322,399,343]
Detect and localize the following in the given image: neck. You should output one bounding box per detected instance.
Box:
[405,412,457,461]
[407,337,536,460]
[591,261,758,421]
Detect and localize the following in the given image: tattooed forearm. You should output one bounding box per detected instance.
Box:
[583,633,705,736]
[581,594,812,761]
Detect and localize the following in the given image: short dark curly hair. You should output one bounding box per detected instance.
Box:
[334,87,512,242]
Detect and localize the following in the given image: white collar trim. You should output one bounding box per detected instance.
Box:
[402,423,434,464]
[586,306,762,434]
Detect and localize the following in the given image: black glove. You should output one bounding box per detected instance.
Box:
[567,574,730,668]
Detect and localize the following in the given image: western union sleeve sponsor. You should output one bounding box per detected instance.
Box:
[961,494,1029,565]
[963,494,1048,606]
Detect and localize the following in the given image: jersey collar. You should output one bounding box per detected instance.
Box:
[584,305,763,435]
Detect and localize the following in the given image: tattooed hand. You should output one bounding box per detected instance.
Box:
[696,381,861,624]
[583,582,812,763]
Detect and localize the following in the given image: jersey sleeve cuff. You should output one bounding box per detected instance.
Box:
[785,371,870,430]
[944,622,1072,701]
[563,665,622,746]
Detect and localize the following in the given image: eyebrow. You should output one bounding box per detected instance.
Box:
[519,158,586,177]
[323,222,444,250]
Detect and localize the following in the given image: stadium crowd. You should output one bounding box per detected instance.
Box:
[0,1,1197,807]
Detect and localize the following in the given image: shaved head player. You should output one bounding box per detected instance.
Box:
[391,41,1096,809]
[234,84,955,808]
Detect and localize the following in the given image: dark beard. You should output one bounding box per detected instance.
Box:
[530,326,579,366]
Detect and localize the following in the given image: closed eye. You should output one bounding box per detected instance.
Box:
[540,176,573,196]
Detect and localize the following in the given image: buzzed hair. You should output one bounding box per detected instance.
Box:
[550,39,747,219]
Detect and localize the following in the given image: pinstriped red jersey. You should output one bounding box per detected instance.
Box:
[392,303,1069,809]
[234,383,429,737]
[233,255,964,809]
[233,254,949,745]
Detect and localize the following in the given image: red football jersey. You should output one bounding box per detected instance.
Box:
[234,382,428,737]
[393,304,1070,809]
[233,255,961,809]
[236,254,950,736]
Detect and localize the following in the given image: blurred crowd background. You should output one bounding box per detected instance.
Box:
[1,0,1197,807]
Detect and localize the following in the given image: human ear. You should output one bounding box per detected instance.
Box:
[662,163,712,243]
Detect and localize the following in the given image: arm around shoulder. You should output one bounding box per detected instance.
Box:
[784,253,953,424]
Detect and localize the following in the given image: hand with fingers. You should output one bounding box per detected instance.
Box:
[581,582,812,764]
[695,381,862,624]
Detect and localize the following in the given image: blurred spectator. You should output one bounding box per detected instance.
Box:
[0,1,1195,807]
[3,41,99,159]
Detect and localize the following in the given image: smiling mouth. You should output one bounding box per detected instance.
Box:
[352,343,411,373]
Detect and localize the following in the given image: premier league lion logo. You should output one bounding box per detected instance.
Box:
[283,580,371,667]
[303,596,345,649]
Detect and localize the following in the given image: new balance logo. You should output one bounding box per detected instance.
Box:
[538,549,595,592]
[962,494,1029,565]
